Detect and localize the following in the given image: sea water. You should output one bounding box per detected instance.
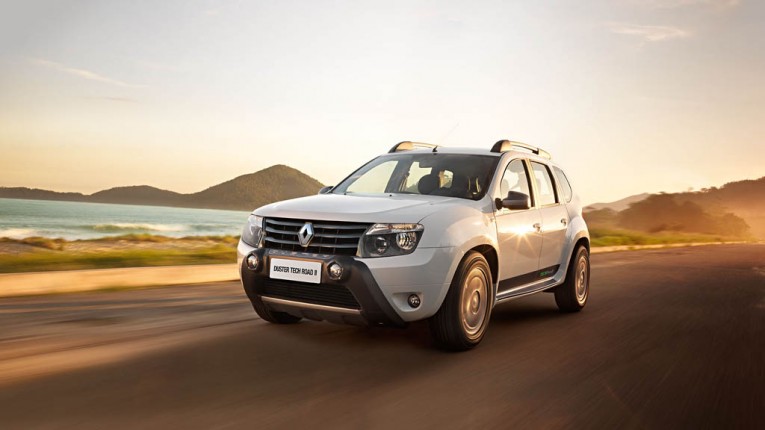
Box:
[0,198,249,240]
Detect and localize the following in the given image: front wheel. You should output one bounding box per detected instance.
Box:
[429,251,493,351]
[554,245,590,312]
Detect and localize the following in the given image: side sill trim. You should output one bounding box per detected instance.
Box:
[261,296,362,315]
[494,277,562,303]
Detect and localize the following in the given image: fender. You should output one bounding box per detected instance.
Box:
[418,205,500,311]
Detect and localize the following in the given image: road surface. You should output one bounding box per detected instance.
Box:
[0,244,763,429]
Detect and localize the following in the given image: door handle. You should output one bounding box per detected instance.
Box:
[561,218,567,226]
[533,223,541,232]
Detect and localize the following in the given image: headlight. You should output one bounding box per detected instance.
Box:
[360,223,423,257]
[241,215,264,247]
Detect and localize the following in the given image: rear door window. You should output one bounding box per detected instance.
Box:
[530,161,558,206]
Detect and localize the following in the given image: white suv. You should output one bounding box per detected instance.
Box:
[238,140,590,350]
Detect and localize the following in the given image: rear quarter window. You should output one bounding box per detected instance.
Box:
[553,166,573,203]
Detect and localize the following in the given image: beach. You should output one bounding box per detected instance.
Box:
[0,234,240,296]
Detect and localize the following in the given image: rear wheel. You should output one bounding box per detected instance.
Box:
[429,251,493,351]
[251,296,302,324]
[554,245,590,312]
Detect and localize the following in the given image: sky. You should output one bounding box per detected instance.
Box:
[0,0,763,204]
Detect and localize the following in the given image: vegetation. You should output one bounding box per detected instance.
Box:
[0,235,237,273]
[673,176,765,239]
[0,247,235,273]
[589,228,740,248]
[88,234,240,244]
[618,194,750,237]
[584,194,753,243]
[0,224,751,274]
[0,236,67,250]
[587,176,765,239]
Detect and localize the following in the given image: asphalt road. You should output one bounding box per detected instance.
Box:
[0,244,763,429]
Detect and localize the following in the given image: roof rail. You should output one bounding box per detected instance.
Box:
[491,140,551,159]
[389,141,439,153]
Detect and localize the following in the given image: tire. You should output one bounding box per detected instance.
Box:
[554,245,590,312]
[429,251,493,351]
[250,296,302,324]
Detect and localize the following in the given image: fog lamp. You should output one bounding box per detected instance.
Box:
[328,262,344,280]
[246,253,260,271]
[407,294,421,308]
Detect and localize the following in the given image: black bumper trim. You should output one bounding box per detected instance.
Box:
[240,249,406,327]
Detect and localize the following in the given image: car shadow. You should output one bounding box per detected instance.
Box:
[256,293,567,351]
[489,295,563,326]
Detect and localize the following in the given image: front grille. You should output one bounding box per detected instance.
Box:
[262,279,360,309]
[263,218,370,256]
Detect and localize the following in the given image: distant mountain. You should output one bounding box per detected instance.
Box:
[584,176,765,239]
[191,165,325,211]
[585,193,649,212]
[0,165,324,211]
[89,185,185,206]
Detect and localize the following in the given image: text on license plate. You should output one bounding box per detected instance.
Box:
[269,258,322,284]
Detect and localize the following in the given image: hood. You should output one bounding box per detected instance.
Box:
[253,193,467,223]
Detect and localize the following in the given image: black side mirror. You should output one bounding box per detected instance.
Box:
[318,186,333,195]
[495,191,531,210]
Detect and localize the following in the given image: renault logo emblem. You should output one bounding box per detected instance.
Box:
[298,222,314,247]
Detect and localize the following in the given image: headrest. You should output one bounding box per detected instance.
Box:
[418,174,440,195]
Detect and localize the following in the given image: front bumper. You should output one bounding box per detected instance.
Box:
[237,241,458,326]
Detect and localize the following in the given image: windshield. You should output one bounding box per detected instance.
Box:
[332,153,500,200]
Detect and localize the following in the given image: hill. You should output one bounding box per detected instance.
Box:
[89,186,185,206]
[0,188,88,202]
[0,165,324,212]
[674,177,765,238]
[584,193,649,212]
[585,176,765,239]
[190,165,325,211]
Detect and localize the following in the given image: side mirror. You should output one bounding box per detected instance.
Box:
[495,191,531,210]
[318,186,333,195]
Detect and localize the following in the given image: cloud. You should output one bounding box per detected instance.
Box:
[636,0,739,9]
[31,59,145,88]
[607,23,690,42]
[128,57,180,72]
[85,96,140,103]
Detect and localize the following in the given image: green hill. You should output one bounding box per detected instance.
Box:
[585,176,765,239]
[0,188,87,202]
[584,193,649,212]
[190,165,324,210]
[675,177,765,239]
[0,165,324,211]
[89,185,185,206]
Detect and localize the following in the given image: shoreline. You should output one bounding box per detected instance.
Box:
[0,241,755,298]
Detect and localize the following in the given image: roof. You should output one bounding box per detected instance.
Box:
[386,140,553,160]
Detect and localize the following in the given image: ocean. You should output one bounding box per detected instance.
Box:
[0,198,250,240]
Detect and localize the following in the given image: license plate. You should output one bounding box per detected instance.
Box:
[269,258,322,284]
